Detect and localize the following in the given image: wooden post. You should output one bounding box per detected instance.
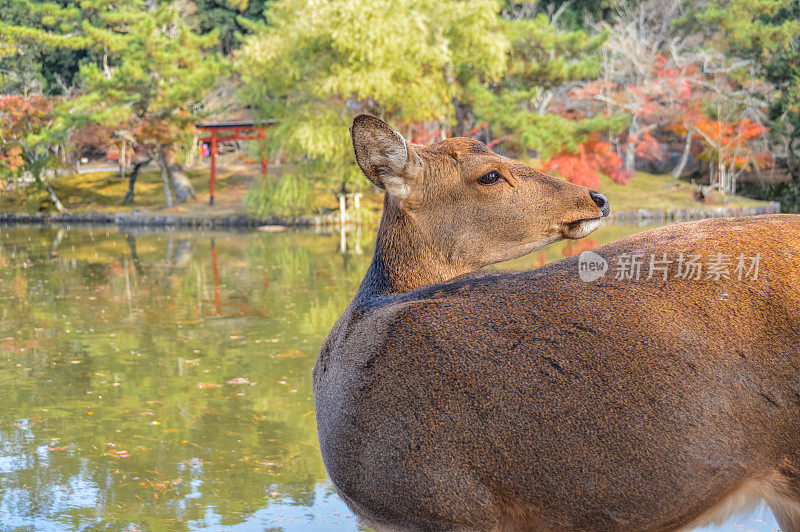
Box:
[339,193,346,227]
[209,129,217,206]
[258,127,267,176]
[355,223,363,255]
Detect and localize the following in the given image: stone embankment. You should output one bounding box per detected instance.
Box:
[0,212,339,229]
[0,202,782,229]
[607,203,781,224]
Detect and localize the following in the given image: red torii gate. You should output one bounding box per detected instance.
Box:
[196,120,276,205]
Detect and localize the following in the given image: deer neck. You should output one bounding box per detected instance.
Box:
[354,196,467,302]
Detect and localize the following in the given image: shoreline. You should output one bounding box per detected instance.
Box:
[0,202,782,230]
[606,202,781,224]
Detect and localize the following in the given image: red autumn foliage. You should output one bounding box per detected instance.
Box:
[570,57,703,164]
[562,238,599,258]
[633,129,663,160]
[71,124,115,154]
[542,136,634,188]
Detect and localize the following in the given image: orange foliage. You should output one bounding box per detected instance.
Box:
[669,113,770,171]
[0,95,56,172]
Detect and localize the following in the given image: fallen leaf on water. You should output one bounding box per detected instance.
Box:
[106,449,130,458]
[226,377,254,385]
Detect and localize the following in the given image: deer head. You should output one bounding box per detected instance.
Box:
[351,114,609,275]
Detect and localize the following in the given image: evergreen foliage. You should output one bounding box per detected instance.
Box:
[470,13,628,158]
[191,0,273,54]
[2,0,227,205]
[763,0,800,178]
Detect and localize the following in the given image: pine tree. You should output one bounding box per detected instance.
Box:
[685,0,799,59]
[2,0,227,206]
[191,0,274,55]
[0,0,89,94]
[64,0,227,204]
[467,13,628,161]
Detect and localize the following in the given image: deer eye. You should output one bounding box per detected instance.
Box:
[477,171,501,185]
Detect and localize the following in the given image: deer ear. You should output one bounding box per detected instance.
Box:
[351,114,419,199]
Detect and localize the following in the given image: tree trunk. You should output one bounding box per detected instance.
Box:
[709,161,716,187]
[537,90,553,115]
[38,176,67,212]
[122,158,151,205]
[159,146,195,203]
[788,136,800,181]
[124,232,142,272]
[672,130,693,179]
[624,122,637,171]
[452,97,476,138]
[119,141,127,178]
[185,132,199,167]
[156,151,174,207]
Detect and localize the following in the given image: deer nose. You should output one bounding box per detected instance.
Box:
[589,190,610,218]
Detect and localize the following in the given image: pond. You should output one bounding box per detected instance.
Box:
[0,224,780,531]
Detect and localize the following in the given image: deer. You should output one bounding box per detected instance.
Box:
[313,114,800,532]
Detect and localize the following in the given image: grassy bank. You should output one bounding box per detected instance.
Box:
[0,166,771,217]
[0,166,252,215]
[597,171,765,211]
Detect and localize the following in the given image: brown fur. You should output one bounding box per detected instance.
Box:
[313,115,800,531]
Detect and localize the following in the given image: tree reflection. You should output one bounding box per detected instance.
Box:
[0,227,369,529]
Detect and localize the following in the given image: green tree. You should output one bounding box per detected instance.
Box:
[68,0,227,205]
[236,0,508,215]
[0,0,90,95]
[687,0,799,60]
[678,0,800,183]
[468,12,628,159]
[191,0,273,55]
[1,1,227,206]
[504,0,628,29]
[763,1,800,179]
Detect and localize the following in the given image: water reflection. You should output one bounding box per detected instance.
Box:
[0,227,367,530]
[0,224,781,531]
